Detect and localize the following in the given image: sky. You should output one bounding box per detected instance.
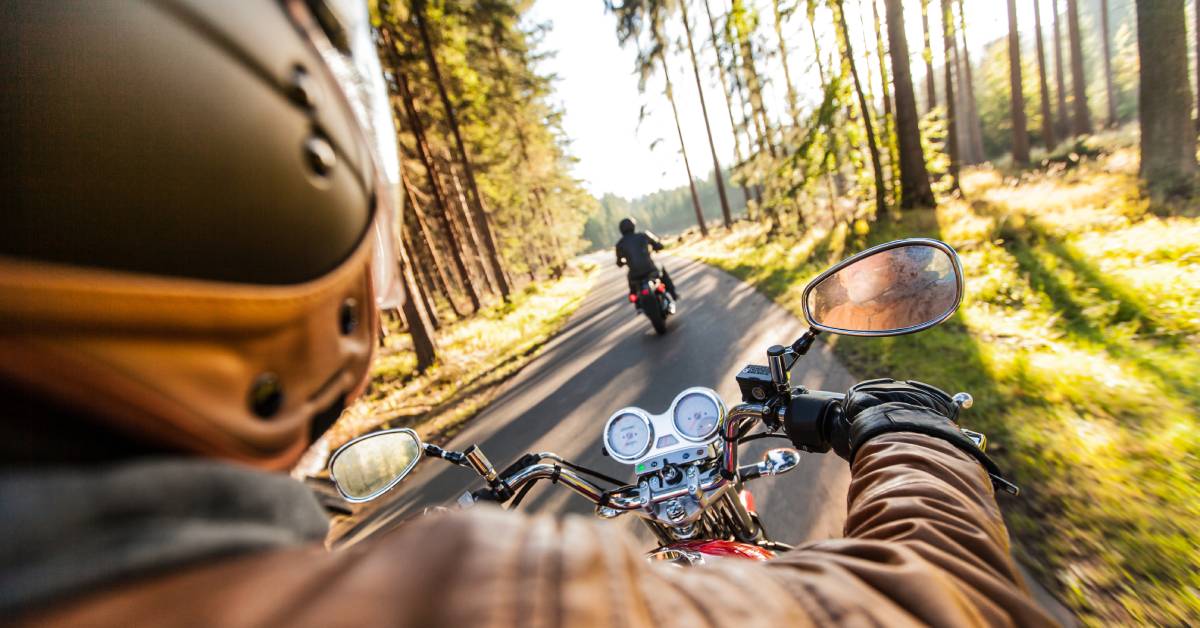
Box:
[524,0,1052,200]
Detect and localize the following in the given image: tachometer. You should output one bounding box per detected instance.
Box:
[604,411,653,461]
[673,392,721,441]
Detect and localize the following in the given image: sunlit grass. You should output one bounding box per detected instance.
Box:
[677,145,1200,626]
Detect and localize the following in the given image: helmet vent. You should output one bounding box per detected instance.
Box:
[249,373,284,419]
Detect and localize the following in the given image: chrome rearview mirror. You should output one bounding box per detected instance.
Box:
[755,448,801,477]
[329,428,422,503]
[802,239,963,336]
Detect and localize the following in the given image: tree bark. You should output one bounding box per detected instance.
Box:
[442,155,496,295]
[1195,0,1200,133]
[1099,0,1117,127]
[1034,0,1057,149]
[398,235,438,372]
[1052,0,1070,138]
[920,0,937,113]
[401,219,441,330]
[681,0,733,229]
[835,0,888,218]
[661,53,709,236]
[1007,0,1031,165]
[873,0,900,195]
[958,0,986,163]
[383,26,481,312]
[1066,0,1092,135]
[413,0,512,300]
[884,0,936,208]
[1136,0,1196,196]
[940,0,960,188]
[401,164,464,318]
[772,0,802,128]
[702,0,751,206]
[731,0,776,157]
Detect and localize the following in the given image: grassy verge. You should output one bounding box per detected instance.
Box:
[676,143,1199,626]
[295,262,597,476]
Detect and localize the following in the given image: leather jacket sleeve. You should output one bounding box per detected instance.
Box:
[615,242,627,267]
[21,432,1057,627]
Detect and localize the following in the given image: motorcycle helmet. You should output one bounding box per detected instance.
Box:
[0,0,401,469]
[619,217,637,235]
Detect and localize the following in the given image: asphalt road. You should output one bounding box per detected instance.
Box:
[331,254,857,549]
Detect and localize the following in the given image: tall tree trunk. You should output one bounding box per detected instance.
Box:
[1034,0,1057,148]
[807,2,849,196]
[1195,0,1200,133]
[398,236,438,372]
[401,221,441,330]
[413,0,512,300]
[703,0,751,205]
[835,0,888,218]
[958,0,986,163]
[1099,0,1117,127]
[1136,0,1197,196]
[661,53,709,237]
[383,26,481,312]
[921,0,937,113]
[442,156,496,294]
[771,0,802,127]
[1052,0,1070,138]
[681,0,733,229]
[1066,0,1092,135]
[401,165,464,318]
[1007,0,1031,165]
[731,0,776,157]
[884,0,936,208]
[873,0,901,196]
[940,0,960,189]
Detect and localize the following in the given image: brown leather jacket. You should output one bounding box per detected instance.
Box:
[17,433,1057,627]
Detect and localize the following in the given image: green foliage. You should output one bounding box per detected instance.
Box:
[679,145,1200,626]
[378,0,594,285]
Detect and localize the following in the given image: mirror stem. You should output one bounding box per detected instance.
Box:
[790,327,820,357]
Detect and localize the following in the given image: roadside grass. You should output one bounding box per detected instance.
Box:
[676,146,1199,626]
[294,262,597,476]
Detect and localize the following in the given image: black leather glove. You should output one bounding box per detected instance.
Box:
[829,379,1015,494]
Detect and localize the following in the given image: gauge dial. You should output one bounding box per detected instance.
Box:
[605,412,652,460]
[673,393,721,441]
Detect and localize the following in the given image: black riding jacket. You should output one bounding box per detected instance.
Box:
[614,231,663,279]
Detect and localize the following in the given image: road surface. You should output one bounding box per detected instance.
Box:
[330,254,856,548]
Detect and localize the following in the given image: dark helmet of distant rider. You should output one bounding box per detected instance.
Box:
[619,217,637,235]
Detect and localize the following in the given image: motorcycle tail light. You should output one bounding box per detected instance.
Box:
[628,293,637,302]
[641,288,650,296]
[655,283,666,293]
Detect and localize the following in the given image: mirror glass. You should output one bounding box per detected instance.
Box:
[330,429,421,501]
[806,243,960,334]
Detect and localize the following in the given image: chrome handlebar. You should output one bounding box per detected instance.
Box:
[495,404,768,512]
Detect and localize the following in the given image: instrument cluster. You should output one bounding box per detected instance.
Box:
[603,388,726,470]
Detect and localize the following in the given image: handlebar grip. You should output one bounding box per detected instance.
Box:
[782,390,842,453]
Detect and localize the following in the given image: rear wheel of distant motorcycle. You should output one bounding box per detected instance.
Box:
[645,296,667,334]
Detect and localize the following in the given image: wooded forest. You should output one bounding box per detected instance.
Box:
[370,2,1197,623]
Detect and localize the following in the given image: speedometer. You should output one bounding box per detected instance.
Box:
[673,392,721,441]
[604,411,652,461]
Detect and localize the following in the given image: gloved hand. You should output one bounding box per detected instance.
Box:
[828,379,1013,495]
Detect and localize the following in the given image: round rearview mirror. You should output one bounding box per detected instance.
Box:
[802,239,963,336]
[329,428,422,503]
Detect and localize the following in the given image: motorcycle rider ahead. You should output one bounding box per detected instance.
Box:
[0,2,1055,626]
[615,217,679,302]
